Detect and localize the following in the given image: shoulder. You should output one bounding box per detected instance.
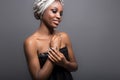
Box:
[59,32,69,39]
[23,35,38,57]
[24,35,37,49]
[59,32,71,44]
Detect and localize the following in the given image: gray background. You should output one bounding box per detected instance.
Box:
[0,0,120,80]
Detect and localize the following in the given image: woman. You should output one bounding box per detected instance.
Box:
[24,0,78,80]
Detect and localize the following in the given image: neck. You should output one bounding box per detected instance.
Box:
[37,22,55,36]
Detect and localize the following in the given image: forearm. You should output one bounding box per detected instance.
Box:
[35,59,54,80]
[62,60,78,72]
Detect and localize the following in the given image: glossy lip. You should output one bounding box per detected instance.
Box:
[52,20,60,25]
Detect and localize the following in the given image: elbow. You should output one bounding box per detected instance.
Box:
[70,63,78,72]
[68,62,78,72]
[33,75,47,80]
[31,72,48,80]
[74,63,78,71]
[36,74,48,80]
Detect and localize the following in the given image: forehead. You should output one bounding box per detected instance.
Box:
[48,1,63,10]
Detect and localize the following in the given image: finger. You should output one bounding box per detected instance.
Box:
[50,48,61,58]
[49,48,61,62]
[48,55,55,62]
[50,48,64,62]
[49,50,66,65]
[55,51,65,62]
[51,48,64,57]
[48,50,58,62]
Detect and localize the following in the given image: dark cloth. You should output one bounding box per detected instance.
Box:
[38,47,73,80]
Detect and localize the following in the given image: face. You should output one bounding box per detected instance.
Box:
[42,1,63,28]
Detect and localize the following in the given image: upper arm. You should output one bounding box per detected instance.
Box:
[24,38,40,79]
[62,32,77,62]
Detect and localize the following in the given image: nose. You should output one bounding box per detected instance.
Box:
[56,13,61,19]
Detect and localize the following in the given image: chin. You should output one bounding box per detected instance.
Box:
[52,24,59,28]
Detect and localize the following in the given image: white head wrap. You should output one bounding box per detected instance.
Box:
[33,0,64,20]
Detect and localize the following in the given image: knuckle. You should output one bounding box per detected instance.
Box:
[59,58,61,61]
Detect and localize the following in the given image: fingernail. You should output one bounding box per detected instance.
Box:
[47,48,51,52]
[51,47,55,50]
[47,49,49,52]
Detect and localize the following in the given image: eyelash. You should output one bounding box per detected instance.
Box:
[51,9,63,16]
[52,9,57,13]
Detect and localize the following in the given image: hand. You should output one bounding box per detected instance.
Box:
[48,48,67,67]
[50,33,61,51]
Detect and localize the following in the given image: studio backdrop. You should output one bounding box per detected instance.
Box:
[0,0,120,80]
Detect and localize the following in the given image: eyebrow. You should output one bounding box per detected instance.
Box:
[52,7,63,12]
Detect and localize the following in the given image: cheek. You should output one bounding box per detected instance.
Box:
[42,11,55,24]
[48,11,55,18]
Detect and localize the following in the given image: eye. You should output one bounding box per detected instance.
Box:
[52,8,57,13]
[51,7,63,16]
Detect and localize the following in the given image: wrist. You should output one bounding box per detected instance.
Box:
[62,59,69,69]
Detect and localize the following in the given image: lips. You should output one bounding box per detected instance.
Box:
[52,20,60,25]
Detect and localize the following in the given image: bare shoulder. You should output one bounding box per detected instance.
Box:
[24,36,35,46]
[24,35,38,51]
[59,32,70,39]
[59,32,71,44]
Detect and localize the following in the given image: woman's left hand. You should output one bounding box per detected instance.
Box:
[48,48,67,67]
[50,33,62,51]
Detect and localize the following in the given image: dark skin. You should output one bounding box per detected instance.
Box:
[24,1,78,80]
